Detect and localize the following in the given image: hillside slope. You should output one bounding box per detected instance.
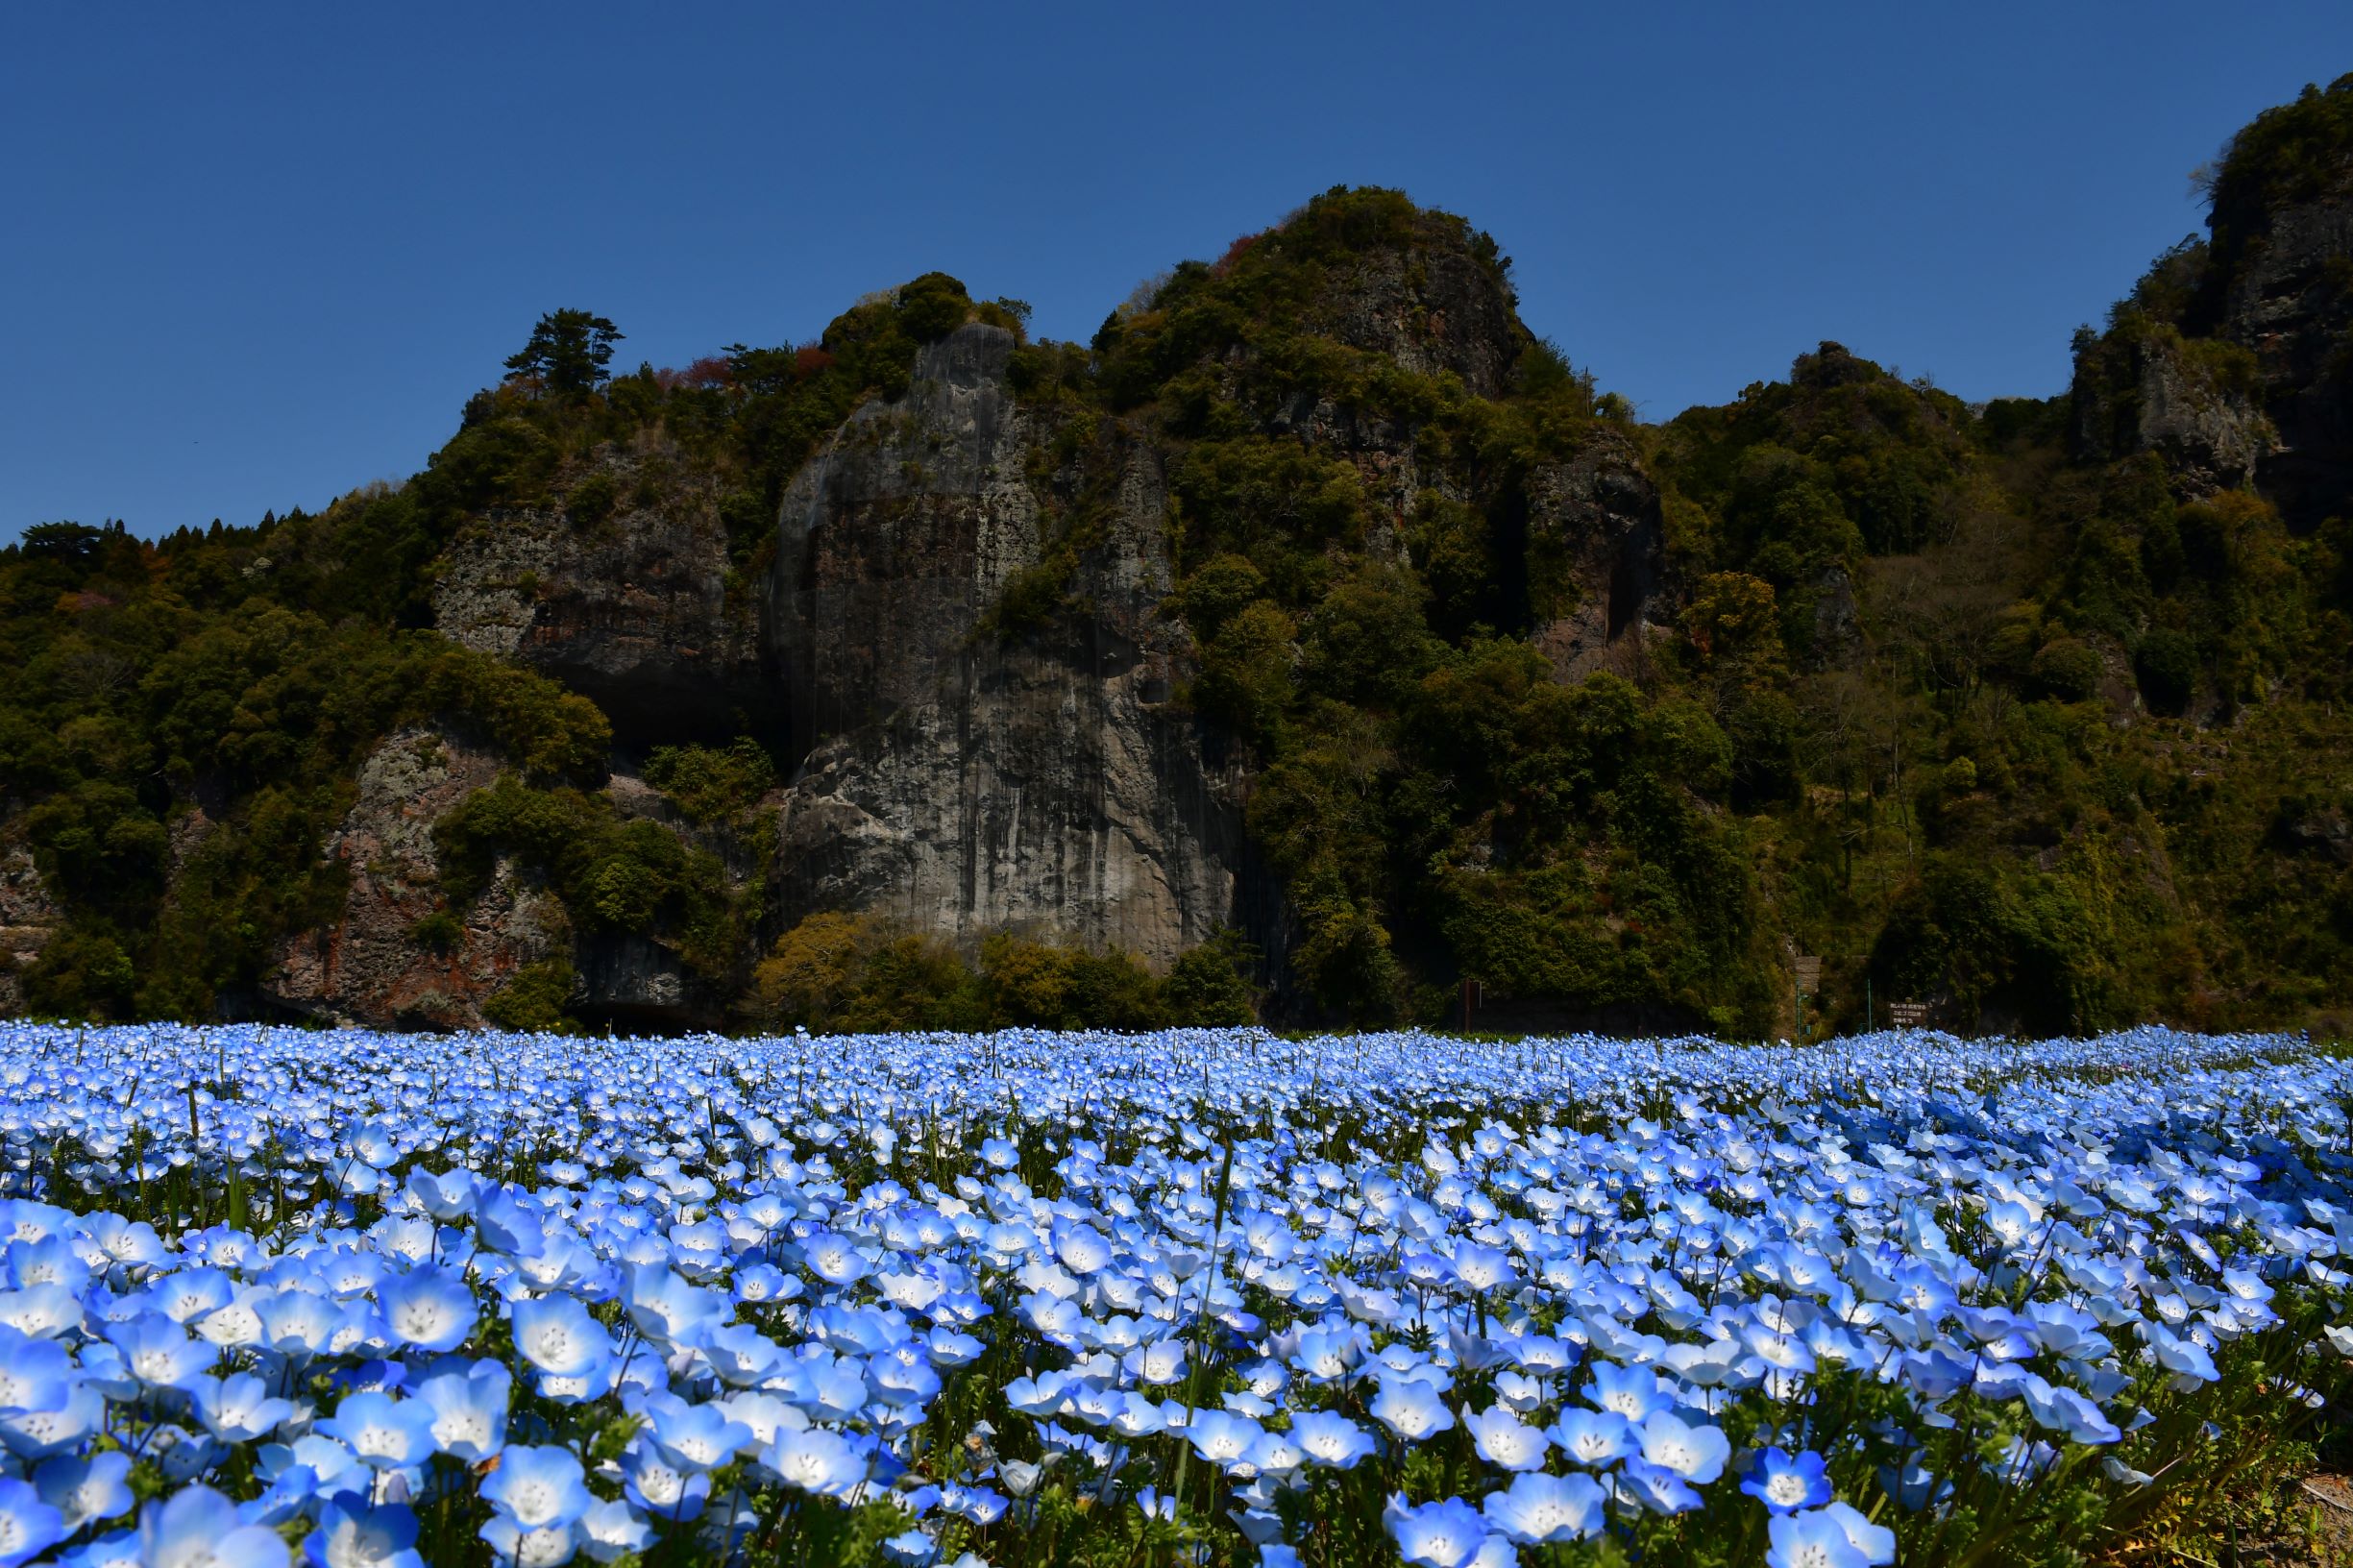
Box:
[3,80,2348,1038]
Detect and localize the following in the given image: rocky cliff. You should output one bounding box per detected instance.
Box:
[2069,326,2276,496]
[1525,429,1669,681]
[273,725,563,1029]
[2221,186,2353,527]
[433,439,766,747]
[254,207,1671,1028]
[765,325,1247,965]
[2074,76,2353,525]
[15,135,2342,1039]
[0,848,61,1018]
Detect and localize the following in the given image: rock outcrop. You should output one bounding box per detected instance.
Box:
[766,326,1246,965]
[2220,189,2353,527]
[1526,429,1669,681]
[2072,88,2353,524]
[2070,328,2276,496]
[266,212,1665,1023]
[435,442,766,747]
[1309,242,1523,399]
[0,847,60,1017]
[269,726,563,1029]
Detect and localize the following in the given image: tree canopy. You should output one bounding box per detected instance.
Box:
[502,309,624,393]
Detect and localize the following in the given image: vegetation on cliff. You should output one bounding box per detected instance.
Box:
[2,82,2348,1036]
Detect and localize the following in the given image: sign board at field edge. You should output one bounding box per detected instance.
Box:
[1793,956,1822,994]
[1888,1000,1929,1029]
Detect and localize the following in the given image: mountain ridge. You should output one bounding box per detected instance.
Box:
[4,79,2349,1038]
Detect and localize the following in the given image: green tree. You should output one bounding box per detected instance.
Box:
[503,310,625,393]
[1164,928,1260,1025]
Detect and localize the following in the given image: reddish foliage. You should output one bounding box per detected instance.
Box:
[652,355,737,391]
[1213,233,1262,274]
[794,346,836,379]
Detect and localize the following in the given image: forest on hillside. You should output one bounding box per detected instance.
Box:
[2,79,2348,1040]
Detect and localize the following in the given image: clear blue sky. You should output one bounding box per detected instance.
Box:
[5,3,2348,541]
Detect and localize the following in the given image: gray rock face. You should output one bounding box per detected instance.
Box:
[2073,185,2351,522]
[1312,245,1522,399]
[770,327,1044,755]
[281,246,1658,1024]
[435,443,766,747]
[0,846,60,1017]
[2071,329,2276,495]
[766,325,1246,965]
[268,726,562,1029]
[2223,193,2353,527]
[1526,429,1668,681]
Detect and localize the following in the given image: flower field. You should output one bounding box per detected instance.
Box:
[0,1024,2345,1567]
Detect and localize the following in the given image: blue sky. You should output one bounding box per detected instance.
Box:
[5,3,2348,541]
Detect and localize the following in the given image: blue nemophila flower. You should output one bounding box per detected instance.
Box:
[768,1427,868,1497]
[1818,1502,1896,1565]
[256,1291,339,1360]
[1289,1409,1376,1468]
[319,1389,437,1471]
[1741,1448,1834,1513]
[1582,1360,1674,1422]
[33,1451,133,1534]
[1464,1405,1551,1470]
[482,1443,592,1531]
[473,1189,544,1260]
[1,1019,2348,1562]
[102,1313,214,1390]
[2143,1322,2221,1388]
[413,1360,509,1460]
[800,1233,870,1287]
[509,1293,612,1378]
[187,1372,295,1443]
[1186,1409,1263,1466]
[379,1265,477,1354]
[883,1528,939,1564]
[624,1265,729,1349]
[1123,1336,1188,1386]
[1613,1458,1703,1514]
[645,1393,753,1471]
[2024,1382,2121,1445]
[1551,1407,1635,1467]
[1385,1493,1499,1568]
[0,1477,62,1568]
[305,1502,426,1568]
[1288,1326,1360,1383]
[406,1166,479,1221]
[0,1329,71,1416]
[1482,1469,1607,1543]
[623,1444,710,1522]
[0,1281,85,1344]
[1450,1243,1516,1293]
[577,1498,652,1563]
[1769,1507,1871,1568]
[1371,1376,1456,1440]
[139,1484,287,1568]
[478,1513,576,1567]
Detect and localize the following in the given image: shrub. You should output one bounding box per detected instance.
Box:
[2137,627,2200,715]
[643,739,776,823]
[1163,927,1260,1025]
[753,912,876,1030]
[563,472,617,529]
[407,910,463,953]
[480,959,577,1033]
[2032,637,2105,702]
